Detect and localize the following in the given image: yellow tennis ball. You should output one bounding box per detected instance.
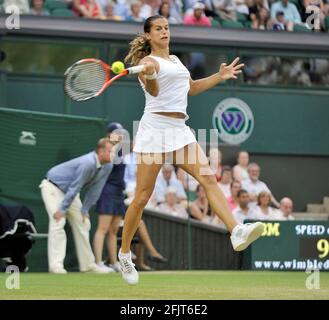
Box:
[111,61,125,74]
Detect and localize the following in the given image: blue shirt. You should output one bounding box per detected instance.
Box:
[271,1,301,23]
[154,173,187,203]
[123,153,137,185]
[46,151,113,214]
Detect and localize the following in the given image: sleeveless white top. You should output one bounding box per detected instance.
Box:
[139,55,191,117]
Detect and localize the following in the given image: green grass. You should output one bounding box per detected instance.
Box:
[0,271,328,300]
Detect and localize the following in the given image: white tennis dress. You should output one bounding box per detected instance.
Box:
[133,55,197,153]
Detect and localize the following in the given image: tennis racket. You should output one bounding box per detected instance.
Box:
[64,58,145,101]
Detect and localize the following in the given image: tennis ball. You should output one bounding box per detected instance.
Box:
[111,61,125,74]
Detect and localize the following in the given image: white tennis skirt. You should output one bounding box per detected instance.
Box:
[133,112,197,153]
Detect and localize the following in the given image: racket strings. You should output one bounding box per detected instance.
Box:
[64,62,108,101]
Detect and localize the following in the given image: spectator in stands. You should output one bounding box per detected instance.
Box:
[212,0,237,21]
[96,0,108,15]
[161,0,183,23]
[30,0,50,15]
[233,150,250,182]
[149,0,162,16]
[176,167,199,199]
[112,0,130,19]
[277,197,295,220]
[3,0,30,14]
[218,166,233,198]
[39,138,115,274]
[189,184,211,221]
[248,0,270,18]
[73,0,102,18]
[242,162,280,208]
[271,0,302,31]
[253,191,279,220]
[209,147,223,182]
[134,219,168,271]
[324,0,329,15]
[158,1,179,23]
[101,1,124,20]
[227,180,241,210]
[251,7,272,29]
[272,11,286,30]
[156,187,189,218]
[93,123,126,273]
[154,164,187,204]
[126,0,144,22]
[140,0,153,19]
[183,2,212,26]
[232,189,254,223]
[235,0,250,14]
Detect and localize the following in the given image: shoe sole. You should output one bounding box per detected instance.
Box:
[233,222,265,251]
[122,274,139,285]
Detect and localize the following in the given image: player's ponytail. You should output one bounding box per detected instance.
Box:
[125,15,164,66]
[124,34,151,66]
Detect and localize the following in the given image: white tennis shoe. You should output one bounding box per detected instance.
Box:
[118,249,139,285]
[231,222,265,251]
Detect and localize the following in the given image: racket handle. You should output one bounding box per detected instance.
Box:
[126,65,145,75]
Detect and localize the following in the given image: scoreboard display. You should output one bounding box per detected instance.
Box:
[243,221,329,271]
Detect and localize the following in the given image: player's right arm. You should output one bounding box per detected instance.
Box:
[138,57,160,97]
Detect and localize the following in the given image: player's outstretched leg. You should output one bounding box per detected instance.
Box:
[119,154,163,285]
[175,143,265,251]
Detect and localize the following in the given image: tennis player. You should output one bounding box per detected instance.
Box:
[118,15,265,285]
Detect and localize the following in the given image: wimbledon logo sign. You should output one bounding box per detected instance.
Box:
[212,98,254,145]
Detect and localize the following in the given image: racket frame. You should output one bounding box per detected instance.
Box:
[64,58,144,101]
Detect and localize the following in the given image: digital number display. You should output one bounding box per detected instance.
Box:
[300,238,329,259]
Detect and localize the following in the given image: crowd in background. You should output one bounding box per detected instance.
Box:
[123,147,295,230]
[1,0,329,32]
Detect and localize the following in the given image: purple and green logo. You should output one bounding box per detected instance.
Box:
[213,98,254,145]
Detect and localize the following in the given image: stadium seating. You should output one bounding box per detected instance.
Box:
[211,19,220,27]
[51,8,76,17]
[236,12,248,24]
[44,0,76,17]
[221,20,245,29]
[45,0,69,10]
[293,23,312,32]
[324,16,329,31]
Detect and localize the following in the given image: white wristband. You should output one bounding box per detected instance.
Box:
[144,71,157,80]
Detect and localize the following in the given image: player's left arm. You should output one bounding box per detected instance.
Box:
[188,57,244,96]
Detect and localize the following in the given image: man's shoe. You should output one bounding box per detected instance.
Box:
[231,222,265,251]
[97,262,115,273]
[49,267,67,274]
[83,263,112,273]
[118,249,139,285]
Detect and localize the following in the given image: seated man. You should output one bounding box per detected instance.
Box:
[156,187,189,219]
[276,197,295,220]
[218,166,233,199]
[242,162,279,209]
[271,0,302,31]
[232,189,254,224]
[154,164,187,205]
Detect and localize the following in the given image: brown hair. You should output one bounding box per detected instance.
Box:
[257,191,271,206]
[124,15,165,66]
